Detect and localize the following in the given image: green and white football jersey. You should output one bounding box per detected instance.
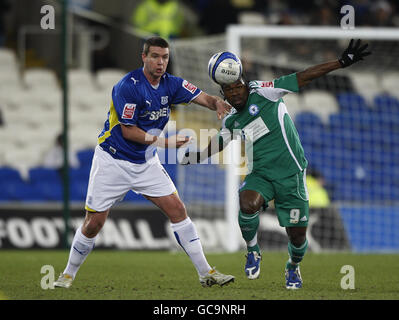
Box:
[220,73,308,181]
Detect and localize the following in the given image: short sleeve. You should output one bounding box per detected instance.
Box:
[249,73,299,102]
[112,81,142,126]
[169,76,202,105]
[273,73,299,93]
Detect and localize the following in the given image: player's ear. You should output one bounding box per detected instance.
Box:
[240,75,250,90]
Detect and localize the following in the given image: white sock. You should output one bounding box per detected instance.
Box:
[171,217,211,276]
[247,232,258,248]
[63,226,96,279]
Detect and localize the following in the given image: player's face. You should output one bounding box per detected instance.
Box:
[142,46,169,80]
[222,80,249,111]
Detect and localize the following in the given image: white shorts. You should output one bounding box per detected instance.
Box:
[85,145,176,212]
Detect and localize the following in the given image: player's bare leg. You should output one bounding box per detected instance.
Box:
[286,226,307,248]
[239,190,263,279]
[144,192,187,223]
[82,210,109,237]
[144,192,234,287]
[54,210,109,288]
[285,226,308,289]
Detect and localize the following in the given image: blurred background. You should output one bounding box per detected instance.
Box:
[0,0,398,253]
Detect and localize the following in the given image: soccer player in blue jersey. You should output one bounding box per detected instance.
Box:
[54,37,234,289]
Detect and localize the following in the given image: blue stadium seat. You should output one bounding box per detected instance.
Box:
[373,95,399,132]
[29,167,61,184]
[371,183,396,201]
[35,182,63,201]
[70,179,88,201]
[324,129,362,151]
[334,181,371,201]
[295,112,324,130]
[182,164,225,205]
[0,168,43,202]
[28,167,63,201]
[0,167,24,182]
[295,112,325,149]
[1,180,47,201]
[76,148,94,168]
[0,189,8,201]
[69,167,90,182]
[371,107,399,134]
[329,112,374,132]
[336,93,369,113]
[68,167,92,201]
[373,94,399,112]
[308,95,399,202]
[328,113,350,130]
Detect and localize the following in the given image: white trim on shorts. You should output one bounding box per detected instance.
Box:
[85,145,177,212]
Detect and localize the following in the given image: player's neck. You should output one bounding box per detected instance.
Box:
[143,68,161,86]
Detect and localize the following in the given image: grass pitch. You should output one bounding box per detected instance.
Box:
[0,250,398,300]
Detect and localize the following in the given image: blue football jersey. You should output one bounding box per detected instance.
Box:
[98,68,202,163]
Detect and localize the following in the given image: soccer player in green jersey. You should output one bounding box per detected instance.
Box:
[183,39,371,289]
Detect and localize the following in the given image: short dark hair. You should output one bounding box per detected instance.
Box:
[143,37,169,55]
[220,76,249,90]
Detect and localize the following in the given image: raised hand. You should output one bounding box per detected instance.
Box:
[339,39,372,68]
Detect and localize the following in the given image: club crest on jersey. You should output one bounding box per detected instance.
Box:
[122,103,136,119]
[182,80,197,94]
[161,96,168,105]
[248,104,260,116]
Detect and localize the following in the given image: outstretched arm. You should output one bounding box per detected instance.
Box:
[296,60,341,88]
[180,131,230,164]
[296,39,371,88]
[192,92,231,120]
[121,124,191,148]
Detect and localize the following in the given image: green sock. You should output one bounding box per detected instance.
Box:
[286,239,308,270]
[238,210,260,254]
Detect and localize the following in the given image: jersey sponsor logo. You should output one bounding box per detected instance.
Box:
[261,81,274,88]
[149,107,169,120]
[248,104,260,116]
[161,96,168,105]
[242,117,270,142]
[122,103,136,119]
[182,80,197,94]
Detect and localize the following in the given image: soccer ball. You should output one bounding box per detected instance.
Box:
[208,51,242,85]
